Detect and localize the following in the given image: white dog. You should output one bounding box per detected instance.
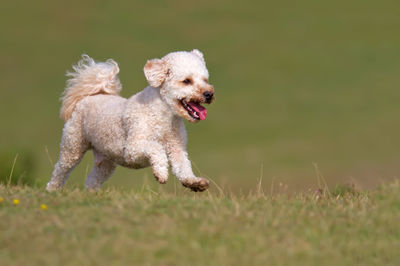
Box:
[47,50,214,192]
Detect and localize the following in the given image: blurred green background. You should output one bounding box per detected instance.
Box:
[1,0,399,192]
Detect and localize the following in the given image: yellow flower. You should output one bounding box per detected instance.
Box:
[41,204,47,211]
[13,199,19,205]
[0,197,4,203]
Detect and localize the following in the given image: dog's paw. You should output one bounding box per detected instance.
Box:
[46,182,63,192]
[153,174,168,184]
[182,177,210,192]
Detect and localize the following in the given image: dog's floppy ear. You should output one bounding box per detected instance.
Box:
[144,59,168,88]
[191,49,205,62]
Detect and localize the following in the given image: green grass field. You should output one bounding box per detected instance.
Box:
[0,1,399,265]
[1,182,400,266]
[1,0,399,192]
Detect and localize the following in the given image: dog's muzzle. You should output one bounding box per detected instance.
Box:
[203,91,214,103]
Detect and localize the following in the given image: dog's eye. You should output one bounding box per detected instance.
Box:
[182,78,192,85]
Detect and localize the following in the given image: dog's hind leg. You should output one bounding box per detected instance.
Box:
[47,115,89,191]
[84,151,116,190]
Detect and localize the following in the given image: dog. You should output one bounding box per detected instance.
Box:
[46,49,214,192]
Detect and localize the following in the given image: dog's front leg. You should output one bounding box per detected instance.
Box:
[124,140,169,184]
[166,140,209,192]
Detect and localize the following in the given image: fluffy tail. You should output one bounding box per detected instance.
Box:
[60,55,122,121]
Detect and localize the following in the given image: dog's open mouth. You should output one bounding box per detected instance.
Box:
[180,99,207,120]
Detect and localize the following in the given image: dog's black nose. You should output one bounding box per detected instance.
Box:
[203,91,214,102]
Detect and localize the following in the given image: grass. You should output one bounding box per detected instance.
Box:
[1,2,398,264]
[0,0,400,191]
[1,181,400,266]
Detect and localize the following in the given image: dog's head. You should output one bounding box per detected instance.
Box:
[143,49,214,123]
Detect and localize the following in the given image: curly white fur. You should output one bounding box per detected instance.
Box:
[60,55,122,121]
[47,50,214,192]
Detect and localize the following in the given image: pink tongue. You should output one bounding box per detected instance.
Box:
[187,102,207,120]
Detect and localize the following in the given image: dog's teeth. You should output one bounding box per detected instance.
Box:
[181,100,200,119]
